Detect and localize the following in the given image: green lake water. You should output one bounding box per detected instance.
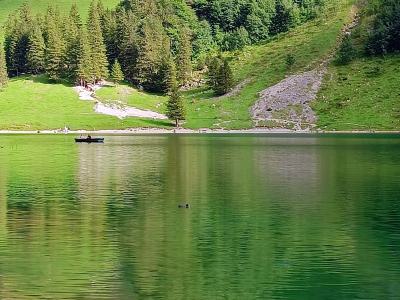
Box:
[0,134,399,299]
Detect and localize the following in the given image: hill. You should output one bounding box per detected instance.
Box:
[312,0,400,130]
[0,0,398,131]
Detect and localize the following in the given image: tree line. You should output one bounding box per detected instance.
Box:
[193,0,326,51]
[336,0,400,65]
[4,2,110,85]
[0,46,7,88]
[2,0,328,92]
[366,0,400,56]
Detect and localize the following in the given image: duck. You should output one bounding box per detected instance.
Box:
[178,203,190,209]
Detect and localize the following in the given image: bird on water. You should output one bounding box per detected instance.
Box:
[178,203,190,208]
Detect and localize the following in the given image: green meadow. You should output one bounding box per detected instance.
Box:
[313,55,400,130]
[0,75,170,130]
[0,0,119,23]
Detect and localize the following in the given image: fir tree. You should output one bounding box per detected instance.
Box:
[117,9,139,83]
[166,59,185,127]
[336,35,356,65]
[216,58,234,95]
[45,17,65,80]
[64,5,82,77]
[177,29,192,85]
[27,23,46,74]
[207,55,222,92]
[207,55,234,96]
[111,59,124,83]
[0,46,8,88]
[101,9,118,66]
[285,53,296,69]
[135,16,171,92]
[75,29,93,86]
[4,13,20,76]
[4,4,34,76]
[69,4,82,28]
[87,0,109,82]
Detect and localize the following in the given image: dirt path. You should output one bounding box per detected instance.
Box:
[94,102,167,120]
[73,83,167,120]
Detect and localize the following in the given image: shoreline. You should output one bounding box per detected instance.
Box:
[0,128,399,135]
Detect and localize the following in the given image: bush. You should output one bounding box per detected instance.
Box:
[336,35,356,65]
[285,53,296,69]
[366,0,400,55]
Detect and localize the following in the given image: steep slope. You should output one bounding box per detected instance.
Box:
[183,0,355,129]
[312,0,400,131]
[313,55,400,130]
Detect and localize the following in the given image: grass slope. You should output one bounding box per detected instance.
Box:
[312,2,400,131]
[0,75,170,130]
[96,84,167,114]
[182,0,355,129]
[313,55,400,130]
[0,0,120,23]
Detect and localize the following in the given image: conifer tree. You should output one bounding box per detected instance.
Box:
[0,46,8,88]
[45,17,65,80]
[207,55,222,91]
[64,5,82,77]
[336,35,356,65]
[18,3,34,74]
[69,4,82,28]
[4,13,20,76]
[165,59,185,127]
[4,3,34,76]
[27,23,46,74]
[207,55,234,96]
[116,9,139,83]
[135,16,171,91]
[216,58,234,95]
[101,9,118,66]
[111,59,124,83]
[75,29,93,86]
[87,0,109,82]
[177,29,192,85]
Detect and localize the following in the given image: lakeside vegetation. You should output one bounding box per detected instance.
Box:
[0,0,398,130]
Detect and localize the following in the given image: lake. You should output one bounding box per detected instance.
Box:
[0,134,399,299]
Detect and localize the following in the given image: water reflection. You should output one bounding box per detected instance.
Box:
[0,134,399,299]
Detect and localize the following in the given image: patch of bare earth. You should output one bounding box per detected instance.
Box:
[251,69,325,130]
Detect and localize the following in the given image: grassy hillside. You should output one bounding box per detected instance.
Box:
[312,1,400,131]
[0,0,119,23]
[3,0,395,131]
[313,55,400,130]
[182,0,355,129]
[96,85,167,114]
[0,0,398,131]
[0,75,169,130]
[0,0,354,130]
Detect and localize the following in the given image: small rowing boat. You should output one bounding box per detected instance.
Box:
[75,137,104,143]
